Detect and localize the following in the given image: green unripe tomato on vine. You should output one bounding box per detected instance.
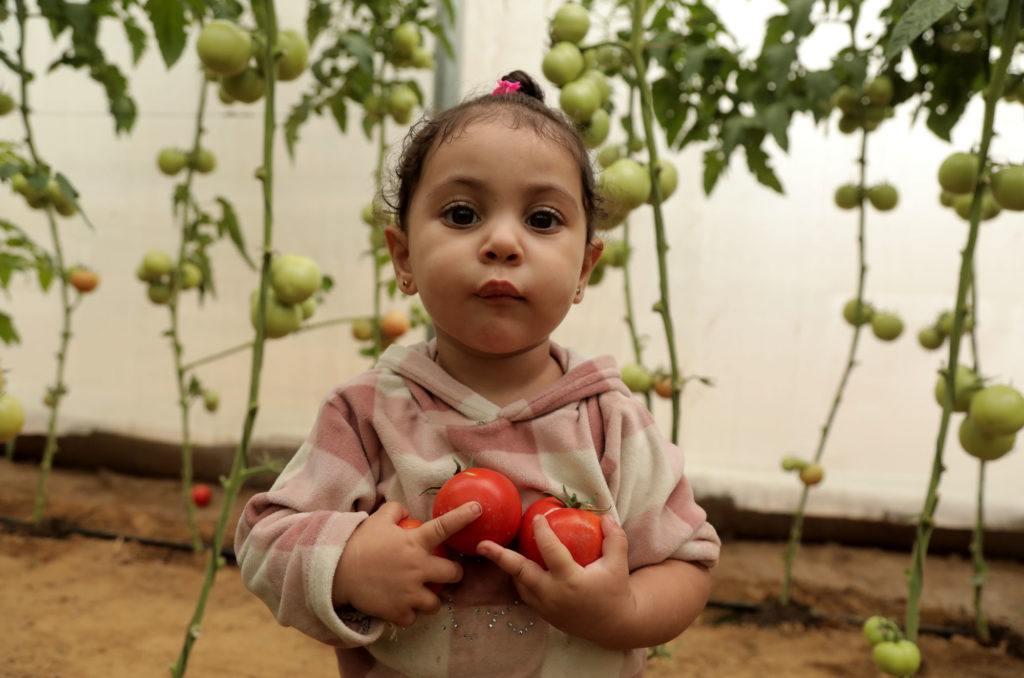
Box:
[600,158,651,212]
[952,189,1000,221]
[648,158,679,203]
[299,296,317,320]
[833,85,860,113]
[842,298,874,327]
[938,152,979,195]
[934,364,983,413]
[147,281,173,305]
[0,392,25,443]
[579,107,610,148]
[837,113,861,135]
[157,148,186,176]
[391,22,421,58]
[196,19,252,77]
[990,165,1024,211]
[180,262,203,290]
[222,68,266,104]
[834,183,861,210]
[0,92,15,116]
[580,69,611,105]
[275,29,309,81]
[560,77,600,123]
[141,250,174,280]
[917,326,944,350]
[620,363,653,393]
[549,3,590,44]
[969,384,1024,437]
[862,616,896,646]
[389,84,418,125]
[596,145,621,169]
[866,184,898,211]
[189,149,216,174]
[250,288,303,339]
[799,462,823,486]
[958,415,1015,461]
[203,391,220,412]
[870,312,903,341]
[865,76,893,105]
[270,254,322,305]
[542,42,584,87]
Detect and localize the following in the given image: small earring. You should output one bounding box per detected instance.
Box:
[402,280,409,288]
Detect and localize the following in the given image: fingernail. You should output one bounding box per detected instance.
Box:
[470,502,482,515]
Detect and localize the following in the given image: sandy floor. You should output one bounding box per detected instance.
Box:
[1,458,1022,678]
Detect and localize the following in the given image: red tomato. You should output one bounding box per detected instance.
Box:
[431,467,522,555]
[190,484,212,507]
[397,517,451,594]
[517,497,603,569]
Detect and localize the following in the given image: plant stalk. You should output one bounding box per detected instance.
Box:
[169,3,280,675]
[903,0,1020,641]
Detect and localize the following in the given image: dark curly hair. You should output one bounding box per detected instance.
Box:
[385,70,600,244]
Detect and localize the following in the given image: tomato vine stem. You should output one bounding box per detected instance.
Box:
[904,0,1021,643]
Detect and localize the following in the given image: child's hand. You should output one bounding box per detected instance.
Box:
[334,501,481,627]
[476,513,636,644]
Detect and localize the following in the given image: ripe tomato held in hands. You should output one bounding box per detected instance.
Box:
[518,496,603,569]
[397,517,451,594]
[431,467,522,555]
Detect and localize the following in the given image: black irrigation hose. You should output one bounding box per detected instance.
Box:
[1,513,1019,649]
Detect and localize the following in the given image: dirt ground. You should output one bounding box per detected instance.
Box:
[1,457,1022,678]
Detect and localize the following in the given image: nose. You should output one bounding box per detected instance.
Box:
[478,217,522,264]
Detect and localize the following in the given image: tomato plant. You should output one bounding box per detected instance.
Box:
[431,466,522,555]
[397,517,451,594]
[990,165,1024,211]
[196,19,252,77]
[517,494,603,569]
[969,385,1024,437]
[871,312,903,342]
[958,416,1015,462]
[0,392,25,443]
[270,253,322,304]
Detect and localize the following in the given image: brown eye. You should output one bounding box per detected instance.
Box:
[444,204,479,226]
[526,210,561,231]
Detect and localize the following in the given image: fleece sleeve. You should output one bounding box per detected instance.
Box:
[234,386,386,647]
[598,392,721,571]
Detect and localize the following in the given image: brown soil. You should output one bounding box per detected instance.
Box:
[1,458,1022,678]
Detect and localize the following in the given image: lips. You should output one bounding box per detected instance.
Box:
[476,280,522,299]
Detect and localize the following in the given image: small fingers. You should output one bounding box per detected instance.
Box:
[376,501,410,524]
[421,501,481,549]
[477,539,544,587]
[599,513,629,568]
[531,515,577,574]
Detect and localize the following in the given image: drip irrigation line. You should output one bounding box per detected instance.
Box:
[0,515,237,564]
[0,513,1012,644]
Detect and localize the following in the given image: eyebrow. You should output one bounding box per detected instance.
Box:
[425,175,580,205]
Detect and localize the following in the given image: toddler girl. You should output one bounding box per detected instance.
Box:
[235,70,720,678]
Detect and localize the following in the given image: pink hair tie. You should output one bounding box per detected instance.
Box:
[492,79,522,95]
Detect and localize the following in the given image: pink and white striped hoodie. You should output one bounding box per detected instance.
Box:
[235,340,720,677]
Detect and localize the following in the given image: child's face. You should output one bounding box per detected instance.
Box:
[387,118,601,359]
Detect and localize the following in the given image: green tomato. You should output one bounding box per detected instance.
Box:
[190,149,216,174]
[990,166,1024,211]
[833,85,861,113]
[549,3,590,44]
[934,364,983,413]
[959,415,1015,461]
[275,29,309,81]
[203,391,220,412]
[649,158,678,203]
[865,76,894,105]
[147,281,173,305]
[867,184,899,211]
[601,239,629,268]
[871,640,921,677]
[938,152,979,195]
[222,68,266,104]
[579,108,610,148]
[196,19,252,77]
[389,84,418,122]
[141,250,174,280]
[837,112,862,135]
[969,384,1024,436]
[952,189,1001,222]
[842,298,874,327]
[600,158,651,212]
[0,392,26,443]
[180,262,203,290]
[580,69,611,104]
[559,77,600,123]
[157,148,186,176]
[620,363,653,393]
[0,91,15,116]
[299,296,317,320]
[834,184,861,210]
[270,253,322,304]
[871,312,903,341]
[391,22,421,58]
[250,288,303,339]
[542,42,584,87]
[917,326,944,350]
[596,145,621,169]
[862,616,894,646]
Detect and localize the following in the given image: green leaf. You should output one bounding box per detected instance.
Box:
[883,0,959,65]
[758,102,789,152]
[986,0,1009,24]
[306,0,332,45]
[327,92,348,135]
[702,148,725,196]
[0,312,20,345]
[121,14,148,64]
[788,0,815,38]
[215,197,256,270]
[145,0,188,68]
[743,138,784,194]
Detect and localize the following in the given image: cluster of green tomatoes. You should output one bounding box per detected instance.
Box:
[936,151,1024,222]
[934,364,1024,462]
[195,18,310,106]
[541,3,679,231]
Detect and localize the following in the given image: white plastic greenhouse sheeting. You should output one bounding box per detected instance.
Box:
[2,1,1022,531]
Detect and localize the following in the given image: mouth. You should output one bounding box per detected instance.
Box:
[476,280,523,300]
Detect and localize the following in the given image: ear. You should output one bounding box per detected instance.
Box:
[574,237,604,303]
[384,226,417,295]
